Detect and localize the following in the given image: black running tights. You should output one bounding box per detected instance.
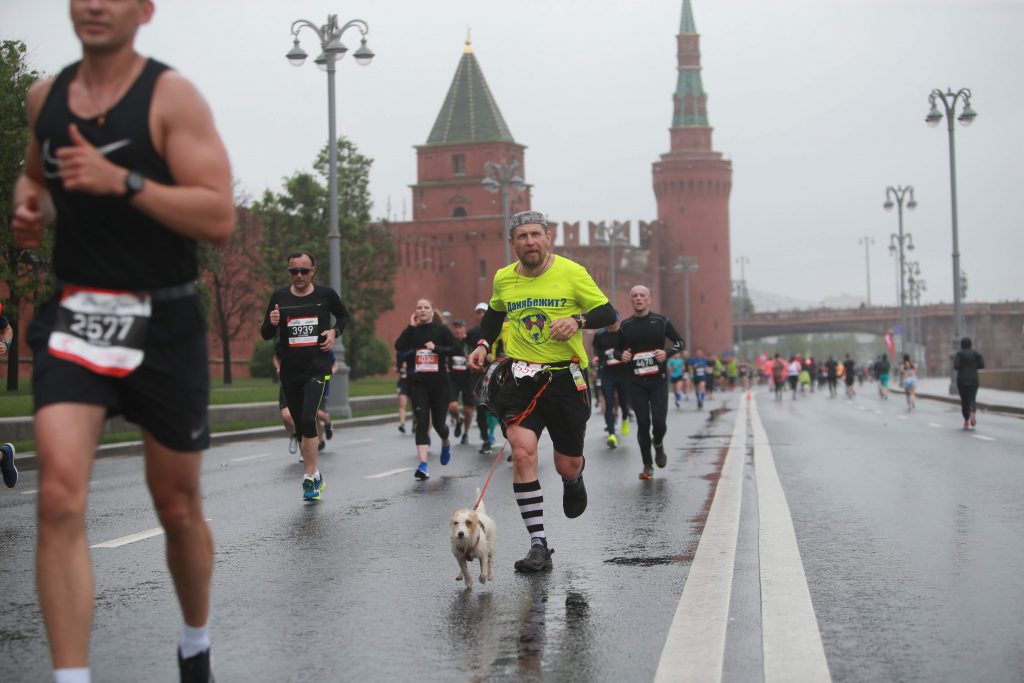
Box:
[411,381,450,446]
[627,380,668,467]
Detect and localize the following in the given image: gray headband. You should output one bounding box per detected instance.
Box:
[509,210,547,234]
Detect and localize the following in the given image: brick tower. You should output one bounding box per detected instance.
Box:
[652,0,733,355]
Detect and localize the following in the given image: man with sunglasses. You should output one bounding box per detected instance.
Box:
[261,251,350,502]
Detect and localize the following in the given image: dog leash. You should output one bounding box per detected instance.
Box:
[472,373,554,511]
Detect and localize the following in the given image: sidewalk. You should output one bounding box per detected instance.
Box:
[892,377,1024,416]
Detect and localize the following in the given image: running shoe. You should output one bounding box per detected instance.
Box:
[654,443,668,469]
[440,442,452,465]
[324,421,333,440]
[287,436,298,455]
[478,442,493,455]
[562,457,587,518]
[318,440,326,452]
[963,420,970,430]
[178,647,214,683]
[606,434,618,448]
[398,423,406,433]
[639,466,654,480]
[970,413,977,427]
[675,400,680,409]
[514,544,554,573]
[1,443,17,488]
[302,475,325,502]
[454,418,463,439]
[621,417,630,436]
[460,433,469,445]
[415,461,430,480]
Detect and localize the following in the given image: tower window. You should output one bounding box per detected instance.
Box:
[451,207,467,217]
[453,154,466,176]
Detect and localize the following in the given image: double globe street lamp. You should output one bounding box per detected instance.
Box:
[926,88,976,389]
[481,160,526,266]
[884,185,916,358]
[286,14,374,417]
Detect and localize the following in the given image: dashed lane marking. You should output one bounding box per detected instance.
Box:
[346,438,373,445]
[928,423,942,428]
[91,519,213,549]
[972,435,996,442]
[898,415,908,420]
[366,468,414,479]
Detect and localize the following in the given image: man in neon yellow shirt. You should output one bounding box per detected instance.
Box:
[468,210,617,572]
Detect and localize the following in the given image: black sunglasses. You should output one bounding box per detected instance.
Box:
[287,267,312,275]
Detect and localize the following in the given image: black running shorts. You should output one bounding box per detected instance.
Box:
[29,296,210,452]
[282,375,328,440]
[495,368,591,456]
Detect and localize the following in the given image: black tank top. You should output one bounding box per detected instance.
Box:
[35,58,198,290]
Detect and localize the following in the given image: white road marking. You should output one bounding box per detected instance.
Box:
[346,438,373,445]
[928,423,942,428]
[972,435,996,442]
[655,396,746,682]
[366,467,413,479]
[91,519,212,549]
[750,399,832,682]
[898,415,908,420]
[230,452,272,462]
[20,489,37,495]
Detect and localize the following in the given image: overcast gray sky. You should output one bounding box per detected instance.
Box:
[4,0,1022,307]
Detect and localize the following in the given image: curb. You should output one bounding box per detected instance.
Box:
[12,412,400,472]
[890,387,1024,417]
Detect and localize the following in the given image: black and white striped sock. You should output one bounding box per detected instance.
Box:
[514,480,545,547]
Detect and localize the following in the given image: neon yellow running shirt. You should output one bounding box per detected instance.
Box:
[488,255,608,369]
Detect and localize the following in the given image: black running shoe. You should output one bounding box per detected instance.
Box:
[178,648,214,683]
[460,433,469,445]
[318,440,326,452]
[398,423,406,433]
[454,417,463,438]
[514,544,554,573]
[562,457,587,519]
[324,421,333,440]
[654,443,667,469]
[1,443,17,489]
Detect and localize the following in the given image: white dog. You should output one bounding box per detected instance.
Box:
[450,489,496,589]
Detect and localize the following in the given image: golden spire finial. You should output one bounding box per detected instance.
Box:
[464,27,473,53]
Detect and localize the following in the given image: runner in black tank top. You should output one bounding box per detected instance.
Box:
[11,3,234,678]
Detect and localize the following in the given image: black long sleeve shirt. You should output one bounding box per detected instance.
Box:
[260,285,349,382]
[614,313,685,382]
[395,321,459,384]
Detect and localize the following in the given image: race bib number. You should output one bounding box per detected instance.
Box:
[48,287,150,377]
[604,348,623,366]
[287,316,320,347]
[694,365,706,377]
[451,355,468,372]
[633,351,659,376]
[511,360,544,379]
[415,349,439,373]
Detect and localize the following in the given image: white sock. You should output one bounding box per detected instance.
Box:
[304,470,320,481]
[54,668,90,683]
[179,622,210,659]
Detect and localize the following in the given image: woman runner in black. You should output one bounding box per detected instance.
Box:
[616,285,685,480]
[395,299,459,479]
[953,337,985,429]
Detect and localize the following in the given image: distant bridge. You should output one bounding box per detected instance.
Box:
[737,302,1024,373]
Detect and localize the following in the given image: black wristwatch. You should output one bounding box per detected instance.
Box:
[571,313,586,330]
[123,170,145,199]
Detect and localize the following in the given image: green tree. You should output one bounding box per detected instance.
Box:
[252,137,397,379]
[0,40,48,391]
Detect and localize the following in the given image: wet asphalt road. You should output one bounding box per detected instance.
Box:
[1,383,1022,682]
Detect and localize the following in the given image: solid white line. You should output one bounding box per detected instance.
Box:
[230,452,272,462]
[91,518,212,549]
[928,423,942,428]
[972,435,996,442]
[365,468,414,479]
[346,438,373,445]
[750,399,832,682]
[654,397,746,682]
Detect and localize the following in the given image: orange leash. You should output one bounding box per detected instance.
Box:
[472,376,553,511]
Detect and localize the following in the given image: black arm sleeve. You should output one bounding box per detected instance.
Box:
[330,291,351,335]
[584,302,617,330]
[395,325,416,351]
[260,292,279,341]
[479,307,507,344]
[432,325,460,357]
[664,319,685,356]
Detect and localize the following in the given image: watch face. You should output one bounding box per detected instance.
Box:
[126,171,144,194]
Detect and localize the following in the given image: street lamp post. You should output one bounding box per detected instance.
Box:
[858,235,874,306]
[907,261,926,370]
[926,87,976,390]
[884,185,917,357]
[286,13,375,418]
[481,160,525,267]
[673,255,699,348]
[592,221,630,309]
[734,255,750,355]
